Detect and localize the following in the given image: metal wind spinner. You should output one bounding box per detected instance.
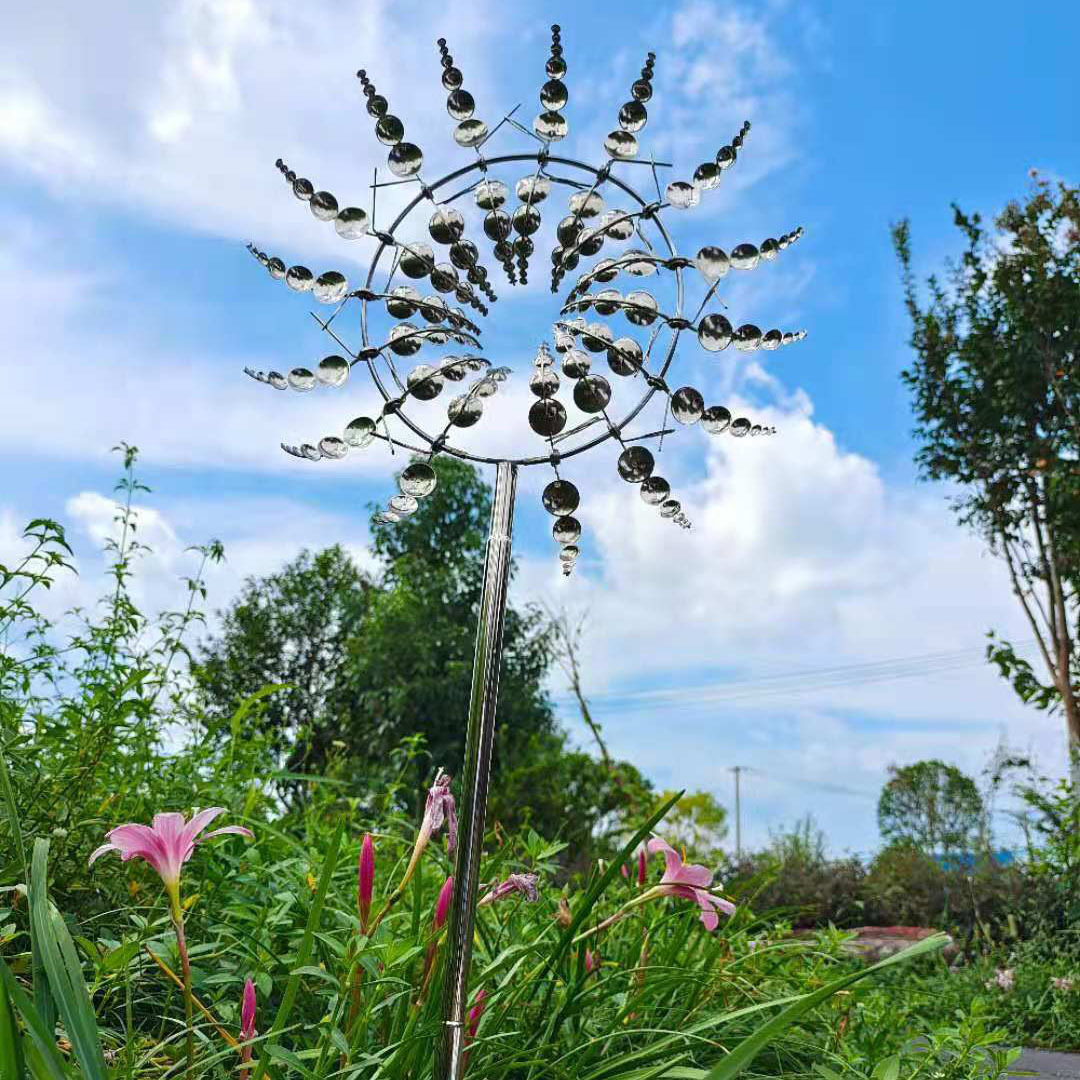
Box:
[243,25,805,577]
[239,26,806,1080]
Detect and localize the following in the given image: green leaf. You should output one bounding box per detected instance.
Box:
[871,1054,900,1080]
[29,840,107,1080]
[250,819,344,1080]
[289,965,338,987]
[265,1044,318,1078]
[702,934,950,1080]
[0,963,26,1080]
[0,959,67,1080]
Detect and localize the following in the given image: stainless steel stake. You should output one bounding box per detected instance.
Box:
[435,461,518,1080]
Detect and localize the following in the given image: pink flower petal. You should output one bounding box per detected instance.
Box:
[670,861,713,889]
[646,836,683,880]
[184,807,228,842]
[199,825,254,843]
[152,813,187,844]
[88,842,119,866]
[695,891,720,932]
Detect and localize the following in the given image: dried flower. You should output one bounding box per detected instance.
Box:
[555,896,573,927]
[478,872,539,906]
[1052,975,1076,993]
[985,967,1015,992]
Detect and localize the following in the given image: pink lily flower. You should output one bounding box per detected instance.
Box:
[91,810,252,1080]
[646,837,735,931]
[239,978,256,1074]
[89,809,253,894]
[434,874,454,930]
[478,872,539,906]
[358,833,375,934]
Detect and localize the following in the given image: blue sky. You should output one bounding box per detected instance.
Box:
[2,0,1077,853]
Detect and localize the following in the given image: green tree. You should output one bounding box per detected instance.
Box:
[195,545,374,763]
[893,178,1080,777]
[197,457,651,847]
[877,760,984,853]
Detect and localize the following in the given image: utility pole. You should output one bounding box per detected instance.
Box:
[730,766,746,860]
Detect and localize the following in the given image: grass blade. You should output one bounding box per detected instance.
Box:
[702,933,950,1080]
[0,959,67,1080]
[29,839,106,1080]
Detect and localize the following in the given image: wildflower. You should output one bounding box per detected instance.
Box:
[1052,976,1076,993]
[239,978,256,1076]
[585,949,598,975]
[91,810,252,1080]
[358,833,375,934]
[985,968,1015,992]
[478,872,539,906]
[89,809,253,895]
[435,875,454,930]
[575,835,735,943]
[636,845,647,887]
[646,837,736,931]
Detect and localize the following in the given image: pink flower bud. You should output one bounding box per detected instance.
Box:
[435,875,453,930]
[585,949,598,975]
[636,846,647,887]
[241,977,257,1040]
[358,833,375,934]
[467,988,488,1039]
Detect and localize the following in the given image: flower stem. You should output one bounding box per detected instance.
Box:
[169,888,195,1080]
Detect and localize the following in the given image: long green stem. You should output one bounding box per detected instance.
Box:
[169,888,195,1080]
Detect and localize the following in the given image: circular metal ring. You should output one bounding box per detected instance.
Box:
[358,151,684,468]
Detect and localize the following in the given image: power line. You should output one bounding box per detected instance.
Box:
[550,639,1037,711]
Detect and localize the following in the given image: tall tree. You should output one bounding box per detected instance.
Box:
[894,178,1080,776]
[877,760,984,853]
[197,458,557,814]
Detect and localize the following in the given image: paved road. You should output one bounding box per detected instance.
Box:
[1012,1051,1080,1078]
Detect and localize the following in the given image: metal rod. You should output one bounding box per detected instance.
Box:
[435,461,518,1080]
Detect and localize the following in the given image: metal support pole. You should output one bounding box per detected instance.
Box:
[435,460,518,1080]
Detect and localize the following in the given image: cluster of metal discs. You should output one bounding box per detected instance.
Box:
[242,28,808,576]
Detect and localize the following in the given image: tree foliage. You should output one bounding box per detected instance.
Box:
[877,759,984,853]
[893,177,1080,768]
[196,456,651,851]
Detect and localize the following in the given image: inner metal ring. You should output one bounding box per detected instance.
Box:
[359,151,684,468]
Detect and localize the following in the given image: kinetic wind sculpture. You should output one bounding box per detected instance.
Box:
[241,26,805,1080]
